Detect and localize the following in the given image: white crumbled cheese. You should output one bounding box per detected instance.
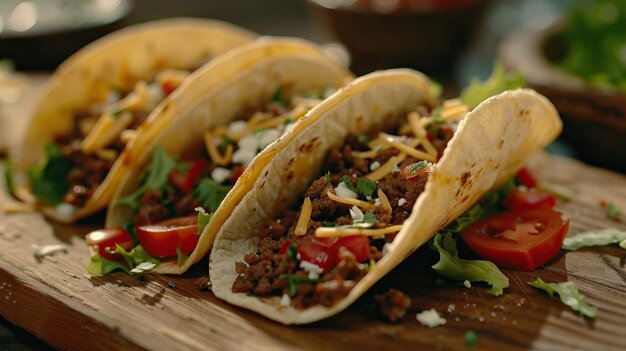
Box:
[257,128,282,149]
[232,148,257,166]
[280,294,291,307]
[130,262,156,274]
[416,309,447,328]
[463,280,472,288]
[32,244,67,258]
[238,135,259,152]
[392,165,401,173]
[146,82,164,109]
[334,182,357,199]
[299,261,324,280]
[381,133,409,144]
[349,206,365,222]
[55,203,76,220]
[447,304,456,314]
[211,167,231,184]
[366,196,372,201]
[398,198,407,207]
[382,243,392,256]
[227,120,248,136]
[374,198,382,207]
[370,161,381,171]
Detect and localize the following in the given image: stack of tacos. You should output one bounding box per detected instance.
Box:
[10,18,256,223]
[90,38,352,274]
[208,70,561,324]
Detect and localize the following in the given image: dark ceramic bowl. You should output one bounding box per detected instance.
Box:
[306,0,488,75]
[500,25,626,173]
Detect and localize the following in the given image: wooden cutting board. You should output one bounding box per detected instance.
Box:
[0,152,625,351]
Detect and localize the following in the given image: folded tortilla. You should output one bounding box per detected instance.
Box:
[11,18,257,223]
[104,38,353,274]
[209,69,562,324]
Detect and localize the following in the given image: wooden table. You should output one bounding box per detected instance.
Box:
[0,75,625,351]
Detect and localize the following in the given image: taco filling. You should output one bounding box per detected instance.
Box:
[87,87,335,269]
[231,99,468,308]
[28,68,195,212]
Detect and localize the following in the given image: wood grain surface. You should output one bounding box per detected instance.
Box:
[0,152,625,351]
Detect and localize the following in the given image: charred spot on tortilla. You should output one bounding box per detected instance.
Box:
[286,170,294,180]
[287,158,294,167]
[497,139,504,150]
[460,171,471,187]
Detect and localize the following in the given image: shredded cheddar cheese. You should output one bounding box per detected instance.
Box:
[315,225,403,238]
[119,129,137,144]
[204,132,233,166]
[377,188,392,213]
[409,112,438,157]
[294,197,312,236]
[441,104,468,121]
[366,153,407,181]
[95,149,118,161]
[443,98,462,109]
[327,191,374,210]
[382,137,436,163]
[352,150,379,159]
[81,110,133,153]
[2,201,35,214]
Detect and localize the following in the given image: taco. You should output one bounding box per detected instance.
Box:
[10,18,257,223]
[84,38,352,275]
[208,69,562,324]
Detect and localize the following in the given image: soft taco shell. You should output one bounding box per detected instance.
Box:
[105,38,353,274]
[11,18,257,223]
[209,69,562,324]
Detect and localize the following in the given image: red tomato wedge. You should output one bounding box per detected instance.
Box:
[461,209,569,271]
[136,216,199,257]
[86,228,134,260]
[400,162,432,180]
[296,235,369,272]
[515,167,538,188]
[502,189,556,211]
[168,159,206,193]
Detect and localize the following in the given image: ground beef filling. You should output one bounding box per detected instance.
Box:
[54,110,149,207]
[375,289,412,322]
[232,126,453,309]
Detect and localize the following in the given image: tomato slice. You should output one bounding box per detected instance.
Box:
[86,228,134,260]
[400,162,432,180]
[516,167,538,189]
[168,159,206,193]
[162,80,180,97]
[502,189,556,211]
[298,239,337,272]
[136,216,199,257]
[333,236,370,263]
[230,166,245,182]
[461,209,569,271]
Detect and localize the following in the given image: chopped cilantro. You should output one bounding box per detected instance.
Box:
[431,233,509,296]
[112,108,126,118]
[195,207,212,235]
[606,202,623,219]
[284,117,294,126]
[286,244,299,262]
[404,161,429,177]
[322,220,335,227]
[324,171,331,184]
[356,178,377,197]
[340,175,357,193]
[464,330,478,348]
[278,274,319,297]
[219,135,234,152]
[114,146,179,213]
[425,114,446,136]
[121,220,139,244]
[27,143,74,205]
[271,86,283,103]
[528,278,598,318]
[357,134,371,143]
[361,211,377,226]
[176,245,188,267]
[193,178,232,213]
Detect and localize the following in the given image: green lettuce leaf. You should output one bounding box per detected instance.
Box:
[176,245,188,267]
[27,143,73,205]
[562,228,626,251]
[193,178,232,213]
[195,207,212,235]
[86,244,159,277]
[528,278,598,318]
[460,62,525,109]
[431,233,509,296]
[114,146,178,212]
